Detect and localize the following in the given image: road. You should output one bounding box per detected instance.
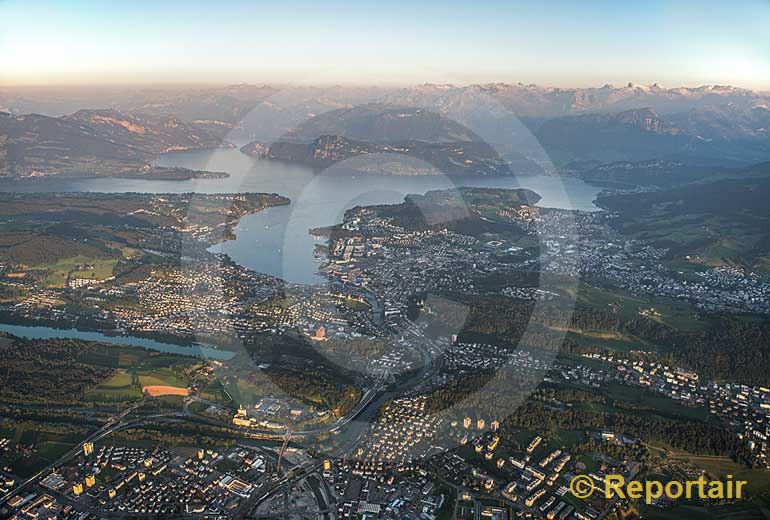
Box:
[0,401,144,504]
[241,322,443,517]
[3,318,442,517]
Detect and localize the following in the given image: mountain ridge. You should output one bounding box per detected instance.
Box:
[0,109,228,179]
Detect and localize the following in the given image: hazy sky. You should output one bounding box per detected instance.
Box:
[1,0,769,88]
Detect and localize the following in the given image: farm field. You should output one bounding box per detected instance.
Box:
[85,371,142,402]
[86,364,196,403]
[0,423,88,478]
[62,344,202,404]
[575,282,706,333]
[35,255,119,288]
[142,385,189,397]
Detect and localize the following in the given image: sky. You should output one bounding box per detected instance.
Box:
[1,0,769,89]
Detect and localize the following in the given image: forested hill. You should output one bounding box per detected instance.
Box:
[598,174,770,218]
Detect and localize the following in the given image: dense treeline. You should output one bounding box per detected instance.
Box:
[598,176,770,220]
[570,438,653,467]
[0,335,113,403]
[571,314,770,386]
[315,337,389,371]
[265,366,362,413]
[411,292,580,349]
[569,305,623,332]
[504,401,752,463]
[111,422,238,447]
[659,317,770,386]
[425,371,495,414]
[0,418,92,437]
[423,368,752,463]
[559,309,770,386]
[230,332,364,413]
[414,263,770,386]
[0,404,104,426]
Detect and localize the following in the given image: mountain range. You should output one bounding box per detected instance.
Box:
[0,109,227,179]
[242,134,514,176]
[2,82,770,180]
[239,104,541,175]
[532,107,770,165]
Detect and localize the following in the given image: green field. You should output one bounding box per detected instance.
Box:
[561,383,711,423]
[199,378,232,403]
[631,450,770,519]
[565,329,650,353]
[0,424,87,477]
[36,255,119,288]
[670,454,770,496]
[549,359,713,423]
[85,371,142,402]
[550,429,586,448]
[137,367,189,388]
[599,382,711,422]
[575,282,706,333]
[83,353,198,403]
[643,495,770,520]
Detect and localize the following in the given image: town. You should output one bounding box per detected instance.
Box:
[1,187,769,519]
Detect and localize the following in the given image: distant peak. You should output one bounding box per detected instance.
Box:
[416,83,457,90]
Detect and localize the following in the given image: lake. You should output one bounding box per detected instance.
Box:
[0,148,600,284]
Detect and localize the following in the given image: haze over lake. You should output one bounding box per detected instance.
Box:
[0,148,601,284]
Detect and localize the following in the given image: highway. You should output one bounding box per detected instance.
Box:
[2,318,442,518]
[0,402,144,504]
[241,322,444,517]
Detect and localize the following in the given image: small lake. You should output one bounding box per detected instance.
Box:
[0,148,601,284]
